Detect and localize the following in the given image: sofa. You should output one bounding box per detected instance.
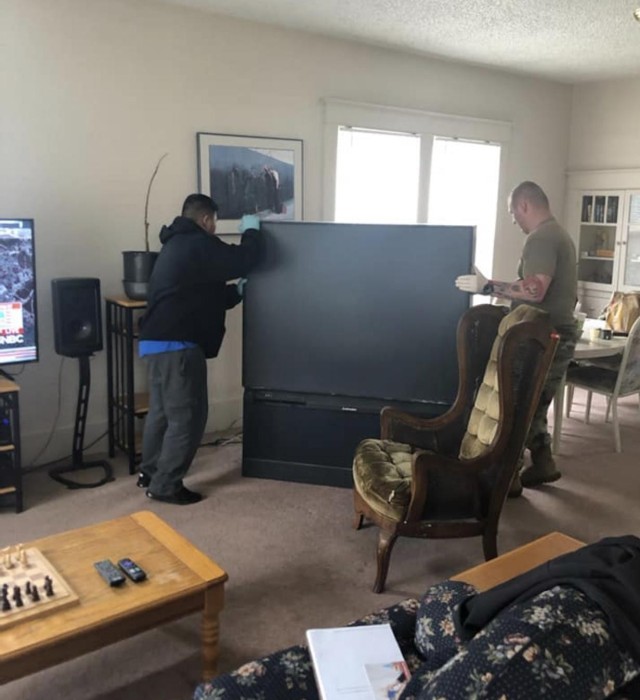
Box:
[194,534,640,700]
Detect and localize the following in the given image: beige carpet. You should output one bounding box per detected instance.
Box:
[2,389,640,700]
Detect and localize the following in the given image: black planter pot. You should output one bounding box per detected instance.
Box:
[122,251,159,300]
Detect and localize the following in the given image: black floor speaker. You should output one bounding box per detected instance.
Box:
[49,277,112,489]
[51,277,103,357]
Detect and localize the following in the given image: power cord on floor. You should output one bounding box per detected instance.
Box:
[23,357,65,471]
[23,357,109,473]
[199,417,243,447]
[201,431,243,447]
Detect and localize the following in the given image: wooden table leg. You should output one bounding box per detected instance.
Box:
[202,584,224,681]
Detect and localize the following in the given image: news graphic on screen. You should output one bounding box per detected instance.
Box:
[0,219,38,367]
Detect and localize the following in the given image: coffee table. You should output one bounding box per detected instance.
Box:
[0,510,227,684]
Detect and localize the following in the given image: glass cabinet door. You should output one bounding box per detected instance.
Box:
[577,193,619,287]
[622,193,640,288]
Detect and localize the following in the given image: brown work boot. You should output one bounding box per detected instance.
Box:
[520,445,561,488]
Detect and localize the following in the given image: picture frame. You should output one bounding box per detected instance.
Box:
[197,132,303,234]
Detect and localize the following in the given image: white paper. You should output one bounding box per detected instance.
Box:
[306,624,407,700]
[364,662,410,700]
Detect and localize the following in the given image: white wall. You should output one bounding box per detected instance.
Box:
[2,0,572,465]
[569,77,640,170]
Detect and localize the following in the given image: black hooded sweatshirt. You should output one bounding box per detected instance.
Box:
[139,216,261,358]
[455,535,640,664]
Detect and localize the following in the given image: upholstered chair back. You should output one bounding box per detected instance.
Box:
[459,304,549,460]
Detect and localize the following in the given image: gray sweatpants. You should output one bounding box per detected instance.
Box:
[140,347,208,496]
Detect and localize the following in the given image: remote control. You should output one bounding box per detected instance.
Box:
[94,559,126,587]
[117,557,147,582]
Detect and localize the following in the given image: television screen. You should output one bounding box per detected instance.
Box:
[243,221,473,405]
[0,218,38,367]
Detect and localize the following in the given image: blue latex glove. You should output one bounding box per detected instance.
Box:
[236,278,248,297]
[239,214,260,233]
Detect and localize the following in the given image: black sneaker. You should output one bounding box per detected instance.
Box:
[136,472,151,488]
[145,486,203,505]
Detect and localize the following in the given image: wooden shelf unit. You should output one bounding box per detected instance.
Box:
[105,297,147,475]
[0,378,22,512]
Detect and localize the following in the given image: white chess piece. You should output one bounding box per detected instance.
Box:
[18,544,27,567]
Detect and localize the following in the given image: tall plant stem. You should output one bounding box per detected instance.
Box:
[144,153,169,252]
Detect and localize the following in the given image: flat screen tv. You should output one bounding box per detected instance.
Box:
[243,221,474,407]
[0,218,38,368]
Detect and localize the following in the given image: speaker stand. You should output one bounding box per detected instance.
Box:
[49,355,114,489]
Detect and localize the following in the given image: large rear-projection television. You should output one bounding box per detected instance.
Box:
[0,219,38,369]
[242,221,474,486]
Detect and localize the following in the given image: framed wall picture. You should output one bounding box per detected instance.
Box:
[197,132,303,234]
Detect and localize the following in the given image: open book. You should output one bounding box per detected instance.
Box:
[306,623,410,700]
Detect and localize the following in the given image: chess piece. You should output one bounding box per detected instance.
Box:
[31,585,40,602]
[12,586,23,607]
[2,593,10,612]
[44,576,54,597]
[17,544,27,566]
[25,581,32,595]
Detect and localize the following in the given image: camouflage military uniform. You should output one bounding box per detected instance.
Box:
[525,322,579,451]
[511,217,578,456]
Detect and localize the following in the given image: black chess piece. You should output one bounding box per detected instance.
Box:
[31,585,40,602]
[13,586,23,608]
[25,581,32,595]
[2,594,10,612]
[44,576,54,597]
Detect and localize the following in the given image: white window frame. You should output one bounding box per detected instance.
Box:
[323,98,512,242]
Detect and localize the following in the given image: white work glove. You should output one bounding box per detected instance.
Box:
[455,266,490,294]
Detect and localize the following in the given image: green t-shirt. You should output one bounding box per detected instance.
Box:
[513,217,577,329]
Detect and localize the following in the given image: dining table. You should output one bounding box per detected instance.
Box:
[551,335,627,453]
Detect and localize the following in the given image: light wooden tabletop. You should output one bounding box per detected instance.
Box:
[0,510,227,682]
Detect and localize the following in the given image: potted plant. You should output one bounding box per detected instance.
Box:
[122,153,168,300]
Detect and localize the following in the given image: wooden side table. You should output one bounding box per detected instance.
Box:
[0,378,22,512]
[105,297,148,474]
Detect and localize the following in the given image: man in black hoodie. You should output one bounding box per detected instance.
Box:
[137,193,261,505]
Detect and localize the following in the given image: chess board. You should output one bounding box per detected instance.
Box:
[0,546,79,629]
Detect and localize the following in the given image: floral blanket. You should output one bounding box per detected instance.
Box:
[194,581,640,700]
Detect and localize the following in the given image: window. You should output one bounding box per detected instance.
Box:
[335,127,420,224]
[427,137,501,274]
[324,99,510,274]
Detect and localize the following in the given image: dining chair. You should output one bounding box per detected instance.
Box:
[565,317,640,452]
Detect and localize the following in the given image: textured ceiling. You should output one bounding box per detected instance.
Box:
[155,0,640,83]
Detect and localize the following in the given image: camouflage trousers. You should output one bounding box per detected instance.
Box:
[525,323,579,452]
